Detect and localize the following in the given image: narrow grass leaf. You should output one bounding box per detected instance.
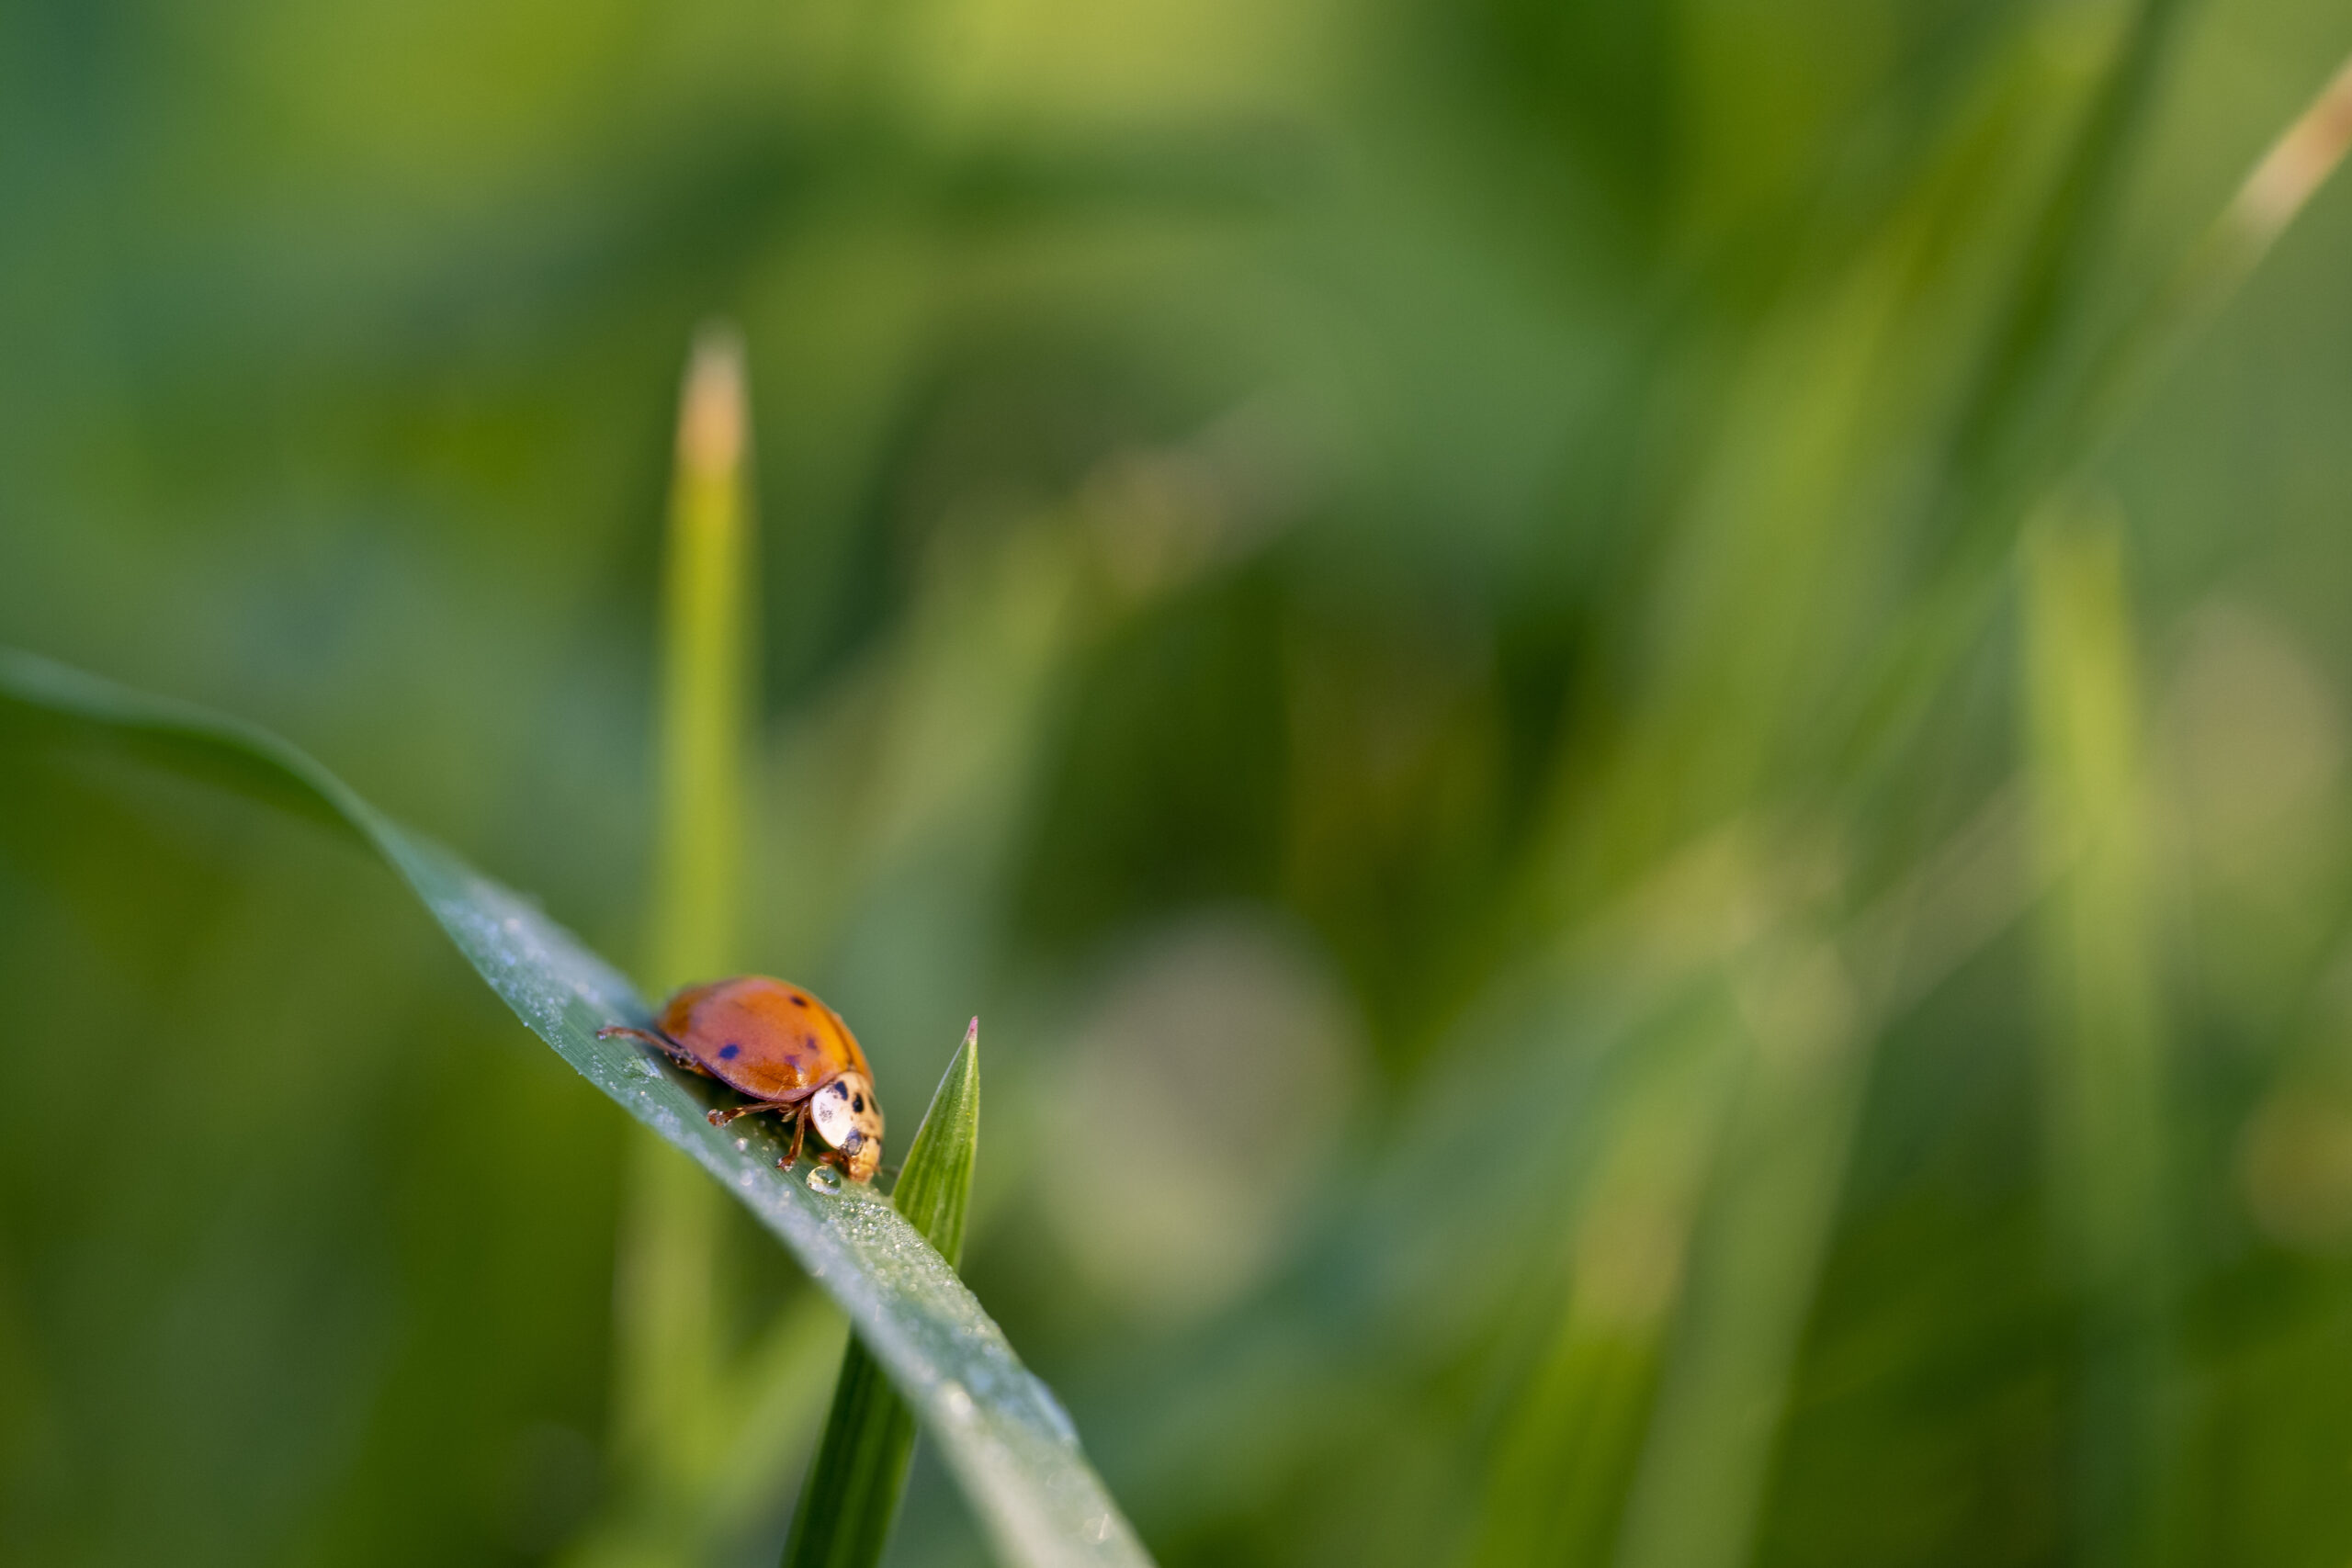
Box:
[0,649,1152,1568]
[786,1020,981,1568]
[609,321,758,1525]
[2021,509,2178,1563]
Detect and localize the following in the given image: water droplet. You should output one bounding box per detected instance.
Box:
[941,1382,974,1420]
[807,1167,842,1195]
[734,1137,748,1151]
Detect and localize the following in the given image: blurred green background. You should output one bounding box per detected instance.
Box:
[6,0,2352,1563]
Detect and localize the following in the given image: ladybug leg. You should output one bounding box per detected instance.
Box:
[776,1110,808,1169]
[597,1024,705,1074]
[706,1100,793,1127]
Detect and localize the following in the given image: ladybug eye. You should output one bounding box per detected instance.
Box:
[853,1093,865,1112]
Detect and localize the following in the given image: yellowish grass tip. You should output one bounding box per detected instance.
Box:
[677,323,747,479]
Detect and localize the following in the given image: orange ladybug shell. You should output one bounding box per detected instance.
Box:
[658,976,872,1105]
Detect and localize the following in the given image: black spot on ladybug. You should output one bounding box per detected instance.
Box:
[853,1094,865,1112]
[719,1043,741,1059]
[791,996,809,1008]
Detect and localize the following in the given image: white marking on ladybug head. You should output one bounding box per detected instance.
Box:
[808,1072,885,1180]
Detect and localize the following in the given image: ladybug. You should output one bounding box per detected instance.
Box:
[600,976,885,1182]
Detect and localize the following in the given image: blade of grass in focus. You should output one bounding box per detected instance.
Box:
[0,649,1154,1568]
[786,1018,981,1568]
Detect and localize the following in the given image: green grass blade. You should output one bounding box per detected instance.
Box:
[1610,932,1872,1568]
[610,322,759,1536]
[889,1019,983,1262]
[1941,0,2188,507]
[2021,508,2178,1564]
[649,321,756,989]
[1949,39,2352,569]
[0,649,1152,1568]
[786,1020,981,1568]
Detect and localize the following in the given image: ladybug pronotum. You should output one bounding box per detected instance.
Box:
[599,976,886,1182]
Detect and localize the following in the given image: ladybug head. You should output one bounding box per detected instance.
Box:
[808,1072,886,1182]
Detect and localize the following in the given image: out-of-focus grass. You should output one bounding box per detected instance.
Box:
[571,326,796,1568]
[9,1,2352,1565]
[2022,506,2177,1566]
